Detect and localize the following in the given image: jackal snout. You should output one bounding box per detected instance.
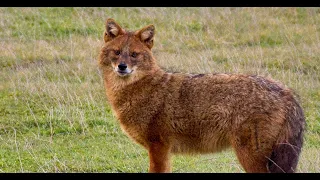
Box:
[118,62,127,71]
[114,61,133,76]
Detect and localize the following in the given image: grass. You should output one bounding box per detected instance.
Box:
[0,7,319,172]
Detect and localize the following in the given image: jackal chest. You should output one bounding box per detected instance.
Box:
[118,119,149,148]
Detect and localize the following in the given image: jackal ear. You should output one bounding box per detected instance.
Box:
[135,25,155,49]
[104,18,125,43]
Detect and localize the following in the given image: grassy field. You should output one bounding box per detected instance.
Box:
[0,7,319,172]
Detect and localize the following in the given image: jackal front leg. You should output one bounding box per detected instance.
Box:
[148,142,171,173]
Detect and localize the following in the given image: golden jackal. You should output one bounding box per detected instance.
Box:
[99,18,305,173]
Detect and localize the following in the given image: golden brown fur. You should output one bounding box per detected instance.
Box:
[99,18,305,173]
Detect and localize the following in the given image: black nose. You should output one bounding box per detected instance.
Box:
[118,63,127,71]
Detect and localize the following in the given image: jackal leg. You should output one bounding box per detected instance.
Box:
[231,117,280,173]
[148,142,171,173]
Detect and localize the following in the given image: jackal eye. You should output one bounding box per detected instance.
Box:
[114,50,120,55]
[131,52,137,58]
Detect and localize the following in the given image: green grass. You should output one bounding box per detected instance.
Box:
[0,7,320,172]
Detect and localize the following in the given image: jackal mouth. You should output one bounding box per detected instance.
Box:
[116,70,133,77]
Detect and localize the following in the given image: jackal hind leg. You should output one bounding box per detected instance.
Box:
[231,118,280,173]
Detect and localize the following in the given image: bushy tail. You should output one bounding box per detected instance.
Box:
[267,96,306,173]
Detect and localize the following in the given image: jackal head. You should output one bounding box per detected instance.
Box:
[99,18,157,78]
